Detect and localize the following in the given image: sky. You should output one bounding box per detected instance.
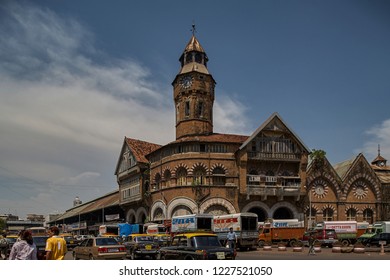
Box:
[0,0,389,219]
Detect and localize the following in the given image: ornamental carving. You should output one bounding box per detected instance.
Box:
[352,180,368,199]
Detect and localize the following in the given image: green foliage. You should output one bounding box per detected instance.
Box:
[0,219,6,232]
[310,149,327,171]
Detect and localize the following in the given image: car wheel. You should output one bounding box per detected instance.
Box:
[89,254,94,260]
[258,240,265,248]
[341,240,349,246]
[72,252,79,260]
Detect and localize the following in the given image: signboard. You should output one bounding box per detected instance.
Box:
[379,241,386,245]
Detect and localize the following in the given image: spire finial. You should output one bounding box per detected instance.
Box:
[191,22,196,36]
[378,144,381,156]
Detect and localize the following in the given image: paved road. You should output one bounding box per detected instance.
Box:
[235,246,390,260]
[65,246,390,260]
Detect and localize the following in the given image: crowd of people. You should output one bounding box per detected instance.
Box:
[0,226,67,260]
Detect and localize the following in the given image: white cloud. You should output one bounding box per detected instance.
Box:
[359,119,390,160]
[0,2,249,218]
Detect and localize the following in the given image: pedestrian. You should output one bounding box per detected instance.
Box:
[8,230,37,260]
[225,227,238,249]
[308,233,316,255]
[45,226,68,260]
[0,234,8,260]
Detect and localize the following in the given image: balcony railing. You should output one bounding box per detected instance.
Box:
[247,151,301,161]
[246,185,301,197]
[246,174,302,199]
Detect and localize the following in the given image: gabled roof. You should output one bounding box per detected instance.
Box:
[125,137,162,163]
[239,112,310,153]
[115,137,162,175]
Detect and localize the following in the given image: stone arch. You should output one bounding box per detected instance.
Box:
[163,167,172,180]
[167,197,198,218]
[343,171,381,201]
[242,201,270,221]
[172,163,189,178]
[150,200,167,221]
[269,201,300,219]
[345,177,380,201]
[125,209,136,224]
[135,207,147,223]
[210,163,228,175]
[189,162,209,176]
[200,198,236,214]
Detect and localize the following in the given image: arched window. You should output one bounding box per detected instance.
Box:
[363,209,373,224]
[323,208,334,221]
[346,208,357,221]
[176,167,187,186]
[212,167,226,186]
[154,173,161,190]
[164,170,171,188]
[193,166,206,186]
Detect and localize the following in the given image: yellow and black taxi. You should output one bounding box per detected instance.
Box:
[123,234,159,260]
[158,232,236,260]
[59,233,79,249]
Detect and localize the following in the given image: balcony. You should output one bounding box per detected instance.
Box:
[247,151,301,161]
[246,175,302,201]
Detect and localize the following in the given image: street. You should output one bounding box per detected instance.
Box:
[64,246,390,260]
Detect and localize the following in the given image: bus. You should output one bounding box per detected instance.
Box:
[26,227,47,236]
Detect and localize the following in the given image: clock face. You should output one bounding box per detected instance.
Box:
[180,75,193,89]
[315,186,325,195]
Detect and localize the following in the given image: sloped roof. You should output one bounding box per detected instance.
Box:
[170,133,248,144]
[333,157,356,180]
[52,190,119,222]
[371,165,390,184]
[125,137,162,164]
[239,112,310,152]
[184,35,206,53]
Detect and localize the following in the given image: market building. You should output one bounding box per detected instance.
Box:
[114,32,390,228]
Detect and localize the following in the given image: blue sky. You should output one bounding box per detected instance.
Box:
[0,0,389,219]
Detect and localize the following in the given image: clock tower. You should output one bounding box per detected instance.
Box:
[172,30,216,139]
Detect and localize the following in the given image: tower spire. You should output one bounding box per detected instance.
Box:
[378,144,381,156]
[191,22,196,36]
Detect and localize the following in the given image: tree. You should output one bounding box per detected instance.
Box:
[310,149,326,172]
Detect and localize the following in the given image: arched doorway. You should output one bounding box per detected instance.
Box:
[273,207,293,219]
[247,207,267,222]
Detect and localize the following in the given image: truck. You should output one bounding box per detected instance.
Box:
[212,213,258,250]
[258,218,305,247]
[315,221,366,246]
[99,223,144,238]
[171,214,213,233]
[357,221,390,245]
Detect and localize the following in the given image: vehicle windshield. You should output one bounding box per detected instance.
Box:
[96,238,119,246]
[32,236,48,244]
[135,236,153,242]
[192,236,221,247]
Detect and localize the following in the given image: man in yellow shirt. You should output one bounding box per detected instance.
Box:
[45,226,68,260]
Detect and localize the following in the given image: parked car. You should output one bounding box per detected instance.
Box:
[61,235,79,250]
[158,232,236,260]
[32,236,49,260]
[301,229,338,247]
[123,234,159,260]
[1,235,18,259]
[72,237,126,260]
[365,232,390,247]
